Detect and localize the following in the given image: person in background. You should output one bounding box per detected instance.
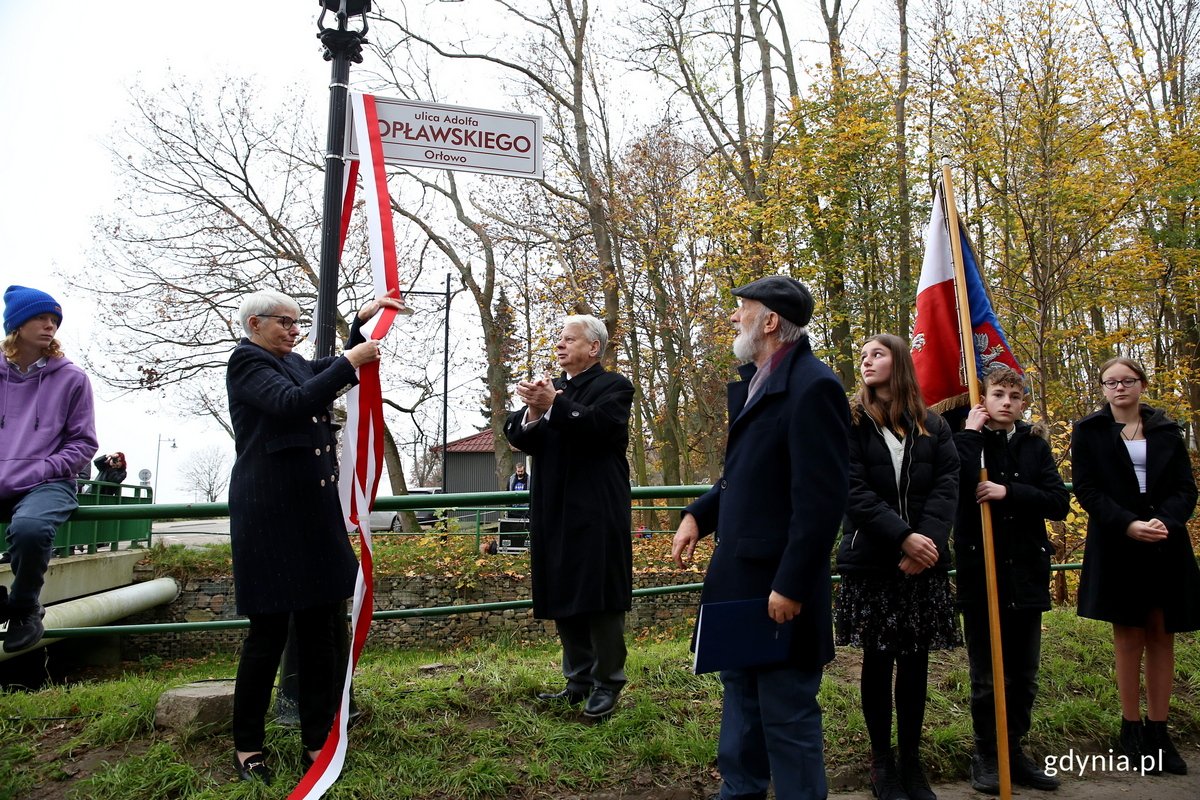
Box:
[226,289,403,785]
[1072,356,1200,775]
[506,461,528,492]
[954,366,1069,793]
[672,276,849,800]
[835,333,960,800]
[506,461,529,513]
[504,314,634,721]
[0,285,97,653]
[93,452,127,496]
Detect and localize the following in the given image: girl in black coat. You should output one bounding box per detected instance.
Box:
[1072,356,1200,774]
[835,334,960,800]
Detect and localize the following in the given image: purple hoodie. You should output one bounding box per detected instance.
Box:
[0,355,97,499]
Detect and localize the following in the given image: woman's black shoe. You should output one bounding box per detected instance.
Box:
[899,753,936,800]
[234,752,272,785]
[1119,717,1146,763]
[1144,718,1187,775]
[869,754,910,800]
[301,748,316,769]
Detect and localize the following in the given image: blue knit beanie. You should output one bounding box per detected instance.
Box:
[3,285,63,335]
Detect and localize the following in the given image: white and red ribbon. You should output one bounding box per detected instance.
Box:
[289,92,401,800]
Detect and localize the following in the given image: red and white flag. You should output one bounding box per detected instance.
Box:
[289,92,402,800]
[911,185,1021,410]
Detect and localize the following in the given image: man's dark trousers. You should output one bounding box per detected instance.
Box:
[961,606,1042,752]
[717,665,826,800]
[555,611,627,692]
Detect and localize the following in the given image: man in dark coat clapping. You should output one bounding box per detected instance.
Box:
[504,314,634,720]
[672,276,850,800]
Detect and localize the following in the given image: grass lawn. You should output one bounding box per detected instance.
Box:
[2,608,1198,799]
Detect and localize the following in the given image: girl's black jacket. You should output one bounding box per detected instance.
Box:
[836,408,959,574]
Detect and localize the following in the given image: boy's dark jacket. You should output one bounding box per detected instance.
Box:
[836,408,959,574]
[953,420,1069,610]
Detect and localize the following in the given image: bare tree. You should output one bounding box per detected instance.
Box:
[81,78,440,497]
[177,445,231,503]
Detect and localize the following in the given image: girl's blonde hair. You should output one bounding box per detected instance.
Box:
[2,331,63,362]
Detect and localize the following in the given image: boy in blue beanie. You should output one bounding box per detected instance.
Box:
[1,286,98,653]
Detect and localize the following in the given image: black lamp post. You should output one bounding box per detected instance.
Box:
[275,1,374,729]
[313,0,371,359]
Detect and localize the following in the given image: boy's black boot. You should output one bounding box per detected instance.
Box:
[970,752,1000,795]
[1011,746,1061,791]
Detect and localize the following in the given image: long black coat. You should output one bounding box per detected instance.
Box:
[504,363,634,620]
[953,422,1069,610]
[836,409,959,574]
[684,338,850,670]
[226,333,363,616]
[1072,404,1200,631]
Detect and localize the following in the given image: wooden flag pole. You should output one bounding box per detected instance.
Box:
[940,159,1012,799]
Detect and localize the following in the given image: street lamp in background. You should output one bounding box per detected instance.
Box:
[153,435,177,501]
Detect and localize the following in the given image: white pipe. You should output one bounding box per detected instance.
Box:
[1,577,179,661]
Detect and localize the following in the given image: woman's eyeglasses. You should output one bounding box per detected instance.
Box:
[259,315,306,330]
[1101,377,1140,389]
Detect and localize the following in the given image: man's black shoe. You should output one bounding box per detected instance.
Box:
[970,753,1000,795]
[536,687,589,705]
[1011,748,1060,791]
[3,605,45,654]
[582,688,619,719]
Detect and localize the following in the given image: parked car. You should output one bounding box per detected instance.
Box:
[369,487,443,531]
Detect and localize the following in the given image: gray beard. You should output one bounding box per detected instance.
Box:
[732,327,761,363]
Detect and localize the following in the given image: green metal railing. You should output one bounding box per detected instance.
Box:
[0,481,154,556]
[8,484,1100,644]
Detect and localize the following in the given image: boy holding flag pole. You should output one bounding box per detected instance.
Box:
[910,159,1025,799]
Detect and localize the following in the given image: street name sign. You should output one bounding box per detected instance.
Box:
[346,96,543,179]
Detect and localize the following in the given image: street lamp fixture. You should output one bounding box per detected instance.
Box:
[153,435,177,502]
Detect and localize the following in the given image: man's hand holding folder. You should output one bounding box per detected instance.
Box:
[693,596,796,674]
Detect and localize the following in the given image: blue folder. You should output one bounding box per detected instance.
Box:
[692,597,794,674]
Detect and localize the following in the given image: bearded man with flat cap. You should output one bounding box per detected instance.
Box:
[673,276,850,800]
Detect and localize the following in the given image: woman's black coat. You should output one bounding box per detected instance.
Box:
[93,455,127,496]
[503,363,634,620]
[1072,404,1200,630]
[953,422,1069,610]
[836,408,959,574]
[225,322,365,616]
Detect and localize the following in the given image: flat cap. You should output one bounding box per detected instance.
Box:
[731,275,813,327]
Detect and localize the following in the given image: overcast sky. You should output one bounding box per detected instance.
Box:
[0,2,431,502]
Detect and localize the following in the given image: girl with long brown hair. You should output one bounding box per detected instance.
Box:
[835,334,961,800]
